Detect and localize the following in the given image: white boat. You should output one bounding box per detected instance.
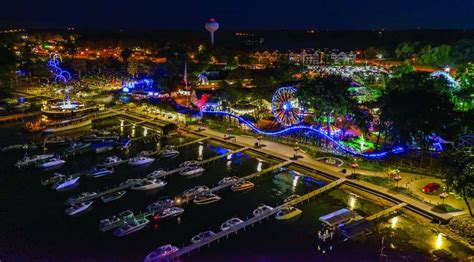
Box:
[193,193,221,205]
[15,153,54,168]
[146,199,176,212]
[158,149,179,158]
[180,166,205,176]
[218,176,240,185]
[113,218,149,237]
[284,194,301,203]
[191,230,216,243]
[220,217,244,231]
[65,201,93,216]
[230,181,254,192]
[53,176,80,190]
[36,158,66,168]
[144,245,179,262]
[156,207,184,220]
[139,150,155,157]
[43,117,92,133]
[183,185,209,198]
[65,191,97,205]
[41,173,65,186]
[131,179,167,191]
[179,160,200,167]
[275,205,302,220]
[87,167,114,178]
[97,156,122,167]
[128,156,155,166]
[99,216,122,232]
[101,191,126,203]
[147,169,168,179]
[253,204,274,217]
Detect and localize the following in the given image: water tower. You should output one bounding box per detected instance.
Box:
[205,18,219,45]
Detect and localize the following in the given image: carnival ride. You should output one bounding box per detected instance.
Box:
[48,52,72,84]
[271,86,303,127]
[203,85,404,159]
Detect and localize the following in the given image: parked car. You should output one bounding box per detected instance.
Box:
[422,183,440,194]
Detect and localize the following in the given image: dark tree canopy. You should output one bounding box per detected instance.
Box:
[380,72,456,146]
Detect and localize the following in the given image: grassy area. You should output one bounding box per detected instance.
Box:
[204,119,249,136]
[354,174,423,200]
[433,204,463,213]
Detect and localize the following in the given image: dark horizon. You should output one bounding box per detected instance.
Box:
[1,0,473,30]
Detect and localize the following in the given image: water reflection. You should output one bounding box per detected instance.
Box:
[198,145,203,161]
[256,161,262,172]
[292,175,300,193]
[226,154,232,170]
[131,124,136,137]
[390,216,399,229]
[119,119,124,134]
[435,233,444,250]
[348,195,357,210]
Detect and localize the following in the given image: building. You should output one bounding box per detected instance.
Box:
[254,49,356,66]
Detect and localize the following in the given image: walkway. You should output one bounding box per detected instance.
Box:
[366,203,407,221]
[164,179,345,260]
[182,126,456,223]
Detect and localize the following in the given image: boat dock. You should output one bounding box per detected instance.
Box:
[176,137,210,148]
[204,160,292,196]
[0,111,41,124]
[366,202,407,221]
[200,147,248,165]
[66,180,138,205]
[163,178,346,260]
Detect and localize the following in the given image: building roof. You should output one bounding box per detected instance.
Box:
[338,219,373,239]
[319,208,355,227]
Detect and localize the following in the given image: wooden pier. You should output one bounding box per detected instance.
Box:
[206,160,292,195]
[66,180,138,205]
[366,203,407,221]
[176,137,210,149]
[163,178,346,260]
[0,111,41,124]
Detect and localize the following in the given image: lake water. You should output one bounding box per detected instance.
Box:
[0,118,472,261]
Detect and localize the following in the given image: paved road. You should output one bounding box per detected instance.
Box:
[189,125,459,222]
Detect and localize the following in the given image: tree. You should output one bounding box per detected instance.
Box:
[441,150,474,217]
[395,42,421,60]
[297,75,355,136]
[364,47,388,59]
[379,72,456,147]
[120,48,133,62]
[0,47,17,89]
[127,57,140,78]
[391,63,415,78]
[70,59,87,77]
[457,63,474,89]
[419,45,453,67]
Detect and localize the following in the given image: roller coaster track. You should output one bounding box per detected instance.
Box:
[202,110,405,159]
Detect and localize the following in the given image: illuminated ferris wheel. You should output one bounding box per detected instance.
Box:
[272,86,302,126]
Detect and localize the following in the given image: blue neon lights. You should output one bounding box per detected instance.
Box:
[430,71,459,90]
[203,110,405,159]
[47,53,72,84]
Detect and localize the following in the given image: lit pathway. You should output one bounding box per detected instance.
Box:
[184,125,458,222]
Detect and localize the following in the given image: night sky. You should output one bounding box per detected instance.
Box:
[1,0,473,29]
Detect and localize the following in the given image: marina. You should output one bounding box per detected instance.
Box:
[1,115,472,261]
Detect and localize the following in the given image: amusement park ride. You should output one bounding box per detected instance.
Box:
[24,53,97,133]
[202,86,405,159]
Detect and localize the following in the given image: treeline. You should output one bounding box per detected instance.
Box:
[395,40,474,67]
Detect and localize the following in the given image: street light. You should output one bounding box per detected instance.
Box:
[439,192,448,205]
[351,159,359,175]
[293,142,300,159]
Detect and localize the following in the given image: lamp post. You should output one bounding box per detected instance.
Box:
[351,159,359,175]
[440,192,448,205]
[256,135,263,148]
[293,142,300,159]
